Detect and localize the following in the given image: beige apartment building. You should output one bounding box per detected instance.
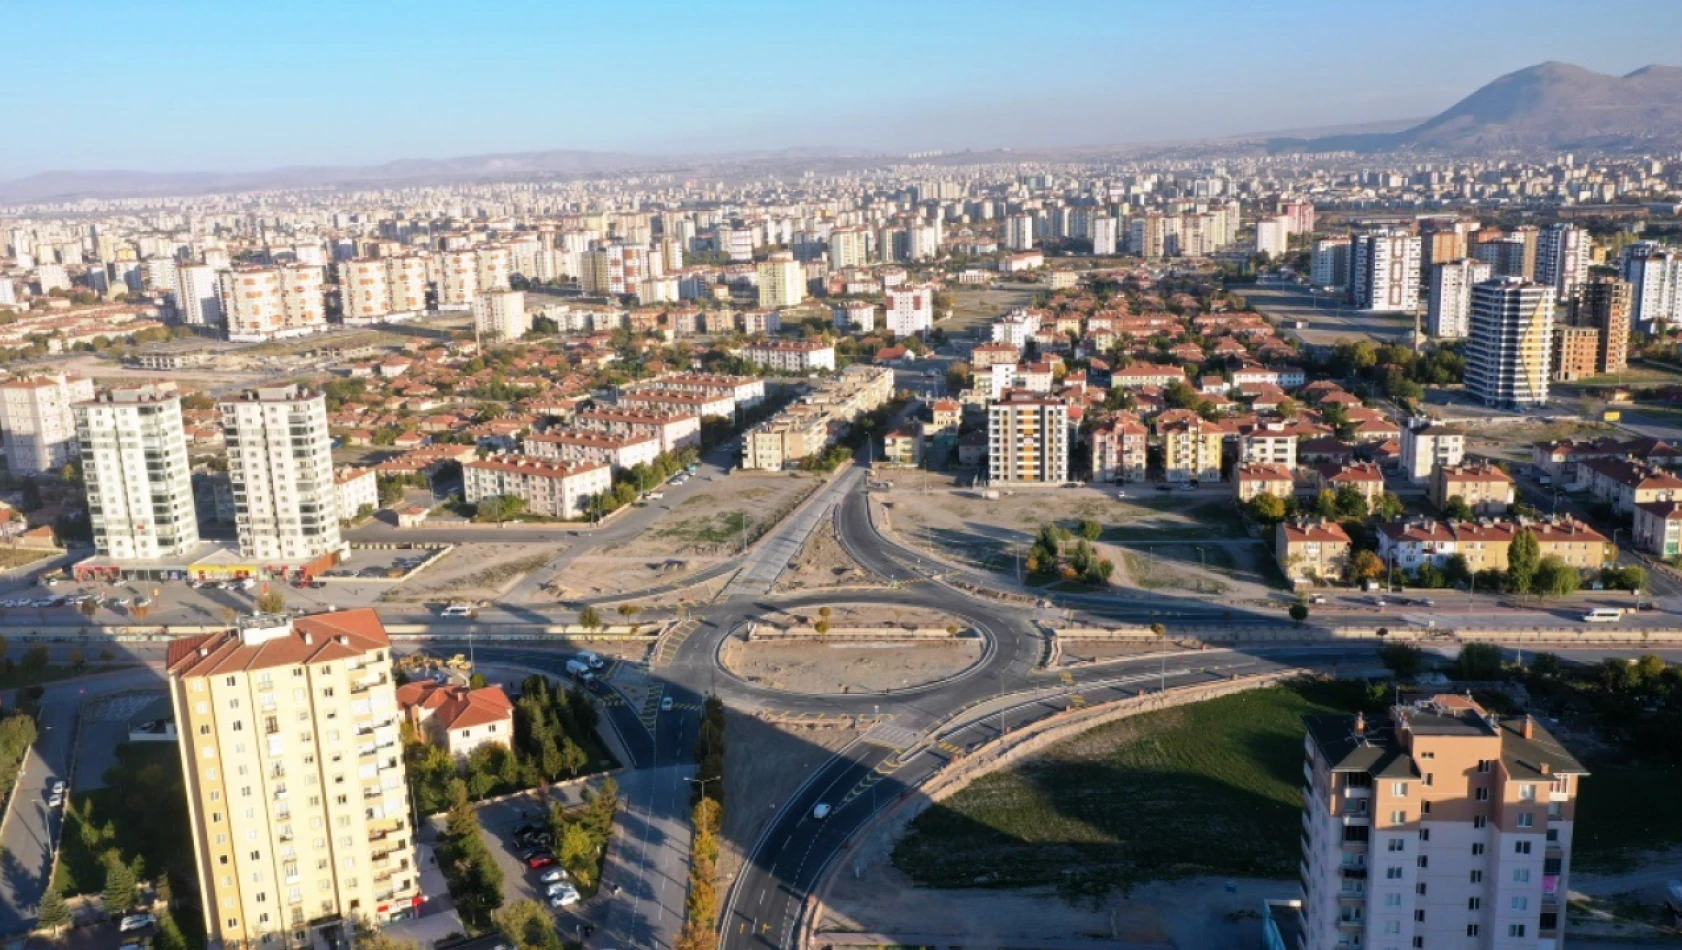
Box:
[0,373,93,475]
[987,390,1069,485]
[168,609,419,950]
[462,454,611,519]
[1297,695,1585,950]
[740,366,894,471]
[1160,418,1227,483]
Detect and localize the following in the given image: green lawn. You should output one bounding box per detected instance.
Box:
[893,682,1369,895]
[56,742,196,897]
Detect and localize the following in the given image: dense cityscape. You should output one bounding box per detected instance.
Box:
[5,11,1682,950]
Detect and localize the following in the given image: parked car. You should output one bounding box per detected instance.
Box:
[525,853,557,870]
[119,913,157,933]
[659,696,674,713]
[548,886,580,908]
[539,868,570,884]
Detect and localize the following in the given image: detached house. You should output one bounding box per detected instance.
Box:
[396,681,515,760]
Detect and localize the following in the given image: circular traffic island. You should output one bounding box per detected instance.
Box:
[720,636,984,695]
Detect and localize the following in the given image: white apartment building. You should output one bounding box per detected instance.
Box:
[833,301,877,333]
[76,384,200,561]
[476,245,512,293]
[757,251,806,309]
[829,227,869,269]
[988,390,1069,485]
[168,609,420,950]
[1620,242,1681,332]
[1255,215,1290,258]
[220,265,326,342]
[221,386,344,566]
[524,428,661,471]
[438,250,479,308]
[0,373,94,475]
[335,467,378,522]
[885,285,934,336]
[1466,278,1555,409]
[175,263,225,327]
[340,258,392,323]
[1092,216,1119,256]
[1428,258,1493,339]
[743,340,835,374]
[1312,237,1351,289]
[1535,224,1590,302]
[1351,230,1421,312]
[472,290,529,343]
[463,455,611,519]
[1298,696,1584,950]
[1004,214,1035,251]
[1400,422,1467,483]
[385,255,429,317]
[582,243,650,297]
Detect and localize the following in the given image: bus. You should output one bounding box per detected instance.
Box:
[1582,607,1624,623]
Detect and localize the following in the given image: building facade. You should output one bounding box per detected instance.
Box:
[1466,278,1555,409]
[988,391,1069,485]
[0,373,94,475]
[221,386,343,566]
[76,384,200,560]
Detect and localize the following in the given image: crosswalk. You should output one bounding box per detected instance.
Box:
[860,721,920,749]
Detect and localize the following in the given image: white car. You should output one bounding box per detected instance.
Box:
[812,803,832,820]
[548,887,580,908]
[50,780,65,795]
[539,868,569,884]
[659,696,674,713]
[119,913,157,933]
[441,604,473,617]
[47,791,63,807]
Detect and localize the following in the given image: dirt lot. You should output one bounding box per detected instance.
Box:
[618,471,819,557]
[383,543,563,602]
[548,554,730,599]
[1460,419,1619,464]
[718,714,862,890]
[774,518,878,592]
[875,479,1246,576]
[1056,639,1182,664]
[720,640,983,694]
[946,285,1037,337]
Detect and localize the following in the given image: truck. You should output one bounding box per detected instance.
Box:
[577,651,606,670]
[565,659,596,682]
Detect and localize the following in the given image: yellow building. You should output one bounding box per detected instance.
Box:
[168,609,419,949]
[1161,418,1228,483]
[1276,519,1352,584]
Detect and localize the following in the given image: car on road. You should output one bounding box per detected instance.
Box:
[545,882,578,900]
[525,853,557,869]
[47,790,63,807]
[1308,595,1327,604]
[440,604,474,617]
[659,696,674,713]
[812,803,832,820]
[119,913,157,933]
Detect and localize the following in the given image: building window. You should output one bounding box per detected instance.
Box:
[1475,788,1489,801]
[1391,781,1408,797]
[1514,869,1531,883]
[1476,759,1492,773]
[1467,924,1480,937]
[1386,867,1403,880]
[1512,896,1528,911]
[1517,812,1533,828]
[1519,784,1537,801]
[1509,925,1526,938]
[1472,843,1484,856]
[1515,841,1532,855]
[1470,870,1483,884]
[1387,838,1405,852]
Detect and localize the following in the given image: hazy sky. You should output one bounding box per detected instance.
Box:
[3,0,1680,177]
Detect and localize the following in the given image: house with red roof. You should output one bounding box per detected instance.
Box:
[396,680,516,761]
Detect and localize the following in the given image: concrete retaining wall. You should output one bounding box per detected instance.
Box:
[748,625,970,642]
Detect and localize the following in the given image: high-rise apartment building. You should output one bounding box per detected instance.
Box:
[168,608,420,950]
[1619,242,1681,332]
[385,255,429,316]
[1351,230,1421,312]
[1312,237,1351,289]
[221,266,327,342]
[1255,216,1290,258]
[828,227,868,269]
[438,250,479,308]
[987,390,1068,485]
[1004,214,1035,251]
[757,251,806,309]
[1535,224,1590,302]
[1466,278,1555,409]
[221,386,342,567]
[475,245,512,293]
[1092,217,1119,256]
[582,243,649,297]
[0,373,94,475]
[1567,275,1632,376]
[1297,695,1585,950]
[340,259,391,323]
[472,290,529,343]
[76,383,200,560]
[176,263,226,327]
[1427,259,1492,339]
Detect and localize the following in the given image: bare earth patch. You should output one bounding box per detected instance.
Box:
[548,554,730,599]
[720,640,983,694]
[383,543,562,601]
[757,602,959,631]
[618,472,819,557]
[774,519,877,592]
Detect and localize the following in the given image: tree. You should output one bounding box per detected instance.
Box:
[1288,603,1309,624]
[1374,492,1405,521]
[101,847,139,915]
[256,589,286,614]
[1453,643,1505,681]
[577,606,602,632]
[21,645,48,675]
[494,899,565,950]
[1077,518,1102,541]
[1378,643,1427,680]
[1507,528,1541,594]
[67,647,85,670]
[1442,495,1474,521]
[1349,549,1386,584]
[1332,484,1369,521]
[1534,556,1580,601]
[36,883,70,934]
[79,597,98,620]
[1247,493,1289,525]
[615,603,642,626]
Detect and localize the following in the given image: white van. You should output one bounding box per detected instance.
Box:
[441,604,473,617]
[1582,607,1624,623]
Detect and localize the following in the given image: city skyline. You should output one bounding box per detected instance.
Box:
[5,0,1682,179]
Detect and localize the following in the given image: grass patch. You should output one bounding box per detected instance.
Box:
[893,681,1371,896]
[57,741,203,945]
[654,510,752,546]
[0,548,54,571]
[1121,551,1231,594]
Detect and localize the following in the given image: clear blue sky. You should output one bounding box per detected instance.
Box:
[3,0,1679,177]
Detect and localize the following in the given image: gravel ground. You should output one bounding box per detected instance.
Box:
[384,543,564,602]
[759,602,959,631]
[550,554,728,598]
[720,640,983,694]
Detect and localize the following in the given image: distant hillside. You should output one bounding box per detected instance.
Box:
[1273,61,1682,154]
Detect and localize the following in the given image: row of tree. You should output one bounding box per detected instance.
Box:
[678,695,727,950]
[440,781,505,931]
[546,777,619,891]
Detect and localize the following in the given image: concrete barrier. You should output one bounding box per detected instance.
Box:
[747,625,970,642]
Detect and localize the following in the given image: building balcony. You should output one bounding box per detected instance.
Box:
[1340,867,1367,880]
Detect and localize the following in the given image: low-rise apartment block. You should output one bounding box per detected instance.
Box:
[1160,417,1228,483]
[462,455,612,519]
[1090,415,1148,483]
[574,407,701,454]
[1429,463,1516,516]
[743,340,835,374]
[1237,463,1296,502]
[524,428,662,471]
[1276,519,1352,585]
[741,366,894,471]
